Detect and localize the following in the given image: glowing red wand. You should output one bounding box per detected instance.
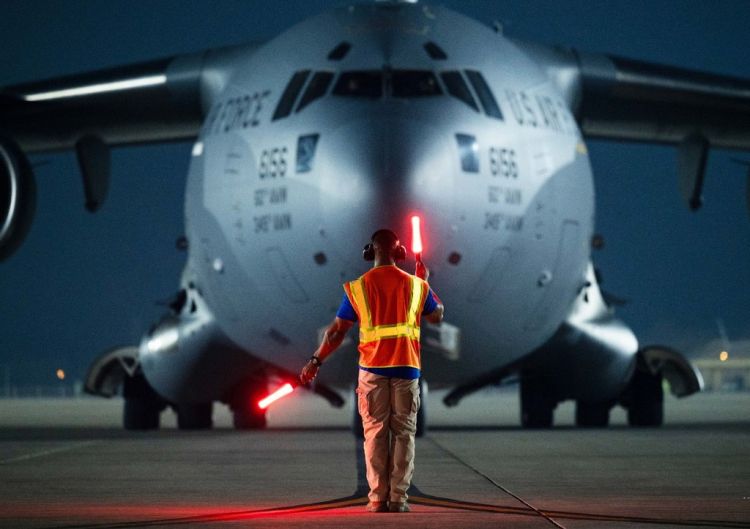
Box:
[258,381,297,410]
[411,215,427,279]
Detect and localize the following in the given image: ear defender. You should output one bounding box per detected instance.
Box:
[365,229,406,261]
[393,244,407,261]
[363,243,375,261]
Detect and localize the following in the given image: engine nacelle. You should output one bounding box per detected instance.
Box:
[0,137,36,261]
[138,285,262,403]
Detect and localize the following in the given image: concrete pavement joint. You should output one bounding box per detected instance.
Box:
[426,435,568,529]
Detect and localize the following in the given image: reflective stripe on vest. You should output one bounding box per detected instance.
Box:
[353,274,423,344]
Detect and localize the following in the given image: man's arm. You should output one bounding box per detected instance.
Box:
[299,317,354,384]
[417,265,444,325]
[424,302,444,324]
[421,282,444,325]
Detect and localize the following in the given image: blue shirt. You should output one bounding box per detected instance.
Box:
[336,288,439,380]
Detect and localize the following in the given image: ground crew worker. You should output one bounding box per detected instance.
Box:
[299,229,444,513]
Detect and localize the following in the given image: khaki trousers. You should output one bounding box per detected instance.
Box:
[356,370,420,503]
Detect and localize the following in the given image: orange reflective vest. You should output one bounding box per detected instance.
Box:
[343,265,430,370]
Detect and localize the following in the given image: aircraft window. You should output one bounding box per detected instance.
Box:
[297,72,334,112]
[328,42,351,61]
[272,70,311,121]
[296,133,320,173]
[333,71,383,99]
[441,71,479,112]
[465,70,504,120]
[392,70,442,98]
[424,42,447,60]
[455,133,480,173]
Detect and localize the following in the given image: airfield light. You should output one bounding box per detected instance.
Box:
[56,369,65,380]
[411,215,423,256]
[258,383,294,410]
[720,351,729,362]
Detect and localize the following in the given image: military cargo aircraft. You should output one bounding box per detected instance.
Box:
[2,1,748,432]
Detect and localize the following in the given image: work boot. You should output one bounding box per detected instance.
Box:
[389,502,410,513]
[366,501,388,513]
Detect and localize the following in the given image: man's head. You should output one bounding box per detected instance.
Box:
[364,229,406,263]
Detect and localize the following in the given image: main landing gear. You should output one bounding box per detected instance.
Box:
[228,379,269,430]
[176,402,213,429]
[622,364,664,427]
[519,361,665,429]
[519,371,555,428]
[123,373,167,430]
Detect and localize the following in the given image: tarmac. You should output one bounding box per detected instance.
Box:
[0,388,748,528]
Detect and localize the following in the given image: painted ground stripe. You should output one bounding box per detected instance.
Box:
[0,441,99,464]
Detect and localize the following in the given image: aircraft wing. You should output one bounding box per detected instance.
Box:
[0,44,255,260]
[516,41,750,151]
[0,45,253,153]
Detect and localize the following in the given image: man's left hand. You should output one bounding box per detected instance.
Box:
[415,260,429,281]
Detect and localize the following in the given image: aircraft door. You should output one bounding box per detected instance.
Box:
[524,220,581,332]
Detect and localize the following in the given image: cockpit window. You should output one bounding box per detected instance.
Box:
[297,72,334,112]
[441,71,479,112]
[331,70,442,99]
[328,42,351,61]
[273,70,310,121]
[391,70,442,98]
[465,70,504,120]
[272,68,493,118]
[332,71,383,99]
[424,42,447,60]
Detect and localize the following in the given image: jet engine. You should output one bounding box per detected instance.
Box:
[0,137,35,261]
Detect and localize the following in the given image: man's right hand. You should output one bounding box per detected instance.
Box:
[299,360,319,385]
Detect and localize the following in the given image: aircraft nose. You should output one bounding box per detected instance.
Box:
[320,117,455,244]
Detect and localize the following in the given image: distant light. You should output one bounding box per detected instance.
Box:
[56,369,65,380]
[258,383,294,409]
[23,75,167,102]
[720,351,729,362]
[212,258,224,273]
[191,142,204,157]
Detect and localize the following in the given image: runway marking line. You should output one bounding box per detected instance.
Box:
[0,440,99,465]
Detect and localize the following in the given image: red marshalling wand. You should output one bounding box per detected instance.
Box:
[257,381,297,410]
[411,215,425,278]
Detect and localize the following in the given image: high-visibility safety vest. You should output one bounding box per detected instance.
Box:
[343,265,430,370]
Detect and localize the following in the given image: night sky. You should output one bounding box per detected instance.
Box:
[2,0,749,387]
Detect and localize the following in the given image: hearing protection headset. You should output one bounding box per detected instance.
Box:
[363,229,407,262]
